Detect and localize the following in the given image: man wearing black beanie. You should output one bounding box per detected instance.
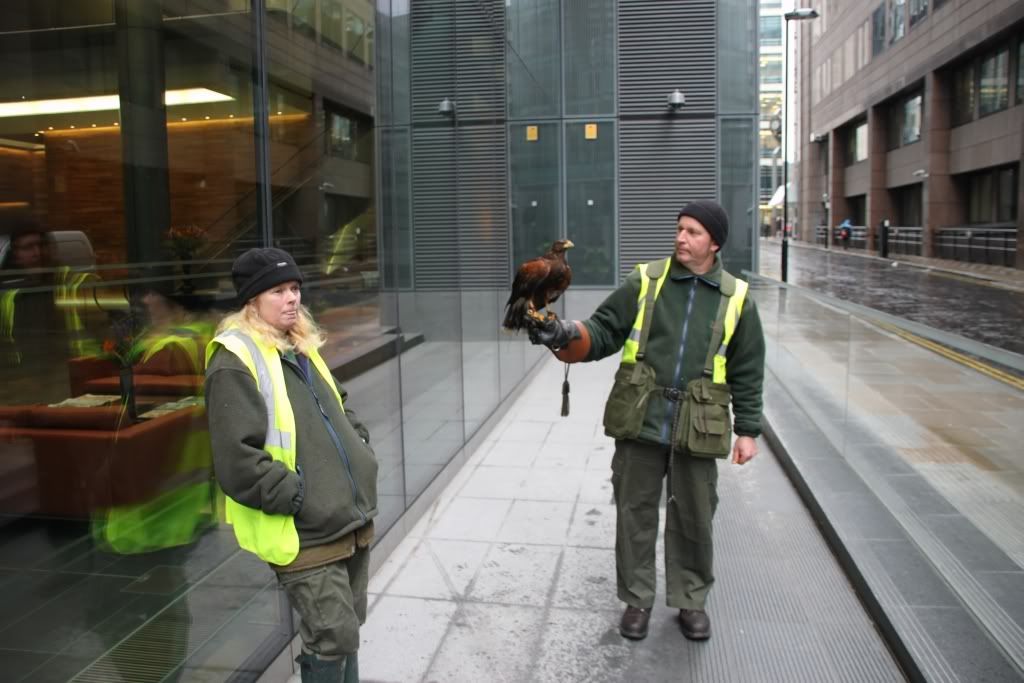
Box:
[530,199,765,643]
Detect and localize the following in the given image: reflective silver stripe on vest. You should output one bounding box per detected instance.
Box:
[628,328,641,343]
[221,330,293,451]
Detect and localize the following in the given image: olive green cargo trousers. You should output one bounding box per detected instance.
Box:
[277,545,370,657]
[611,439,719,611]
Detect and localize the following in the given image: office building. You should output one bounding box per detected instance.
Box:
[795,0,1023,266]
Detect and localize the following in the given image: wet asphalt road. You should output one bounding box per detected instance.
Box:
[757,240,1024,357]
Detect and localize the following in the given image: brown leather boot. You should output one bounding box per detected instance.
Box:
[678,609,711,640]
[619,606,652,640]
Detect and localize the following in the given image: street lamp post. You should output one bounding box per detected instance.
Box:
[781,7,818,283]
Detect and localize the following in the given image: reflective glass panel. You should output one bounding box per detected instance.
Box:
[0,3,299,679]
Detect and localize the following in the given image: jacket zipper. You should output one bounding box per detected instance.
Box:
[290,357,367,522]
[662,278,697,443]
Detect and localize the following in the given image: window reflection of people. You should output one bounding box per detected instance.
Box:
[1,220,68,398]
[91,284,216,556]
[205,248,378,683]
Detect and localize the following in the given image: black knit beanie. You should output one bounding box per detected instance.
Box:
[678,199,729,248]
[231,247,303,306]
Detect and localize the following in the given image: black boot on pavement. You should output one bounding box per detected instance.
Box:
[619,606,652,640]
[678,609,711,640]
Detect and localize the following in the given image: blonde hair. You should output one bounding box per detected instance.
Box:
[216,300,326,355]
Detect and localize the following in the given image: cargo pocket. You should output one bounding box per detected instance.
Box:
[603,362,656,440]
[684,377,733,459]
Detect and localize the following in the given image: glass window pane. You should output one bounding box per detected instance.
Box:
[953,62,975,126]
[909,0,928,27]
[902,94,921,144]
[890,0,905,43]
[847,122,868,163]
[719,0,756,115]
[510,123,560,270]
[292,0,317,40]
[996,167,1017,223]
[968,172,993,223]
[760,57,783,85]
[1018,40,1023,105]
[872,4,886,56]
[322,0,344,49]
[719,118,756,273]
[345,7,368,64]
[979,48,1009,116]
[507,0,561,118]
[886,101,902,150]
[566,122,615,285]
[759,16,782,46]
[564,0,615,116]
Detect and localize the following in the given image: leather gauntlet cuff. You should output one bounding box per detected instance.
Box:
[553,322,591,364]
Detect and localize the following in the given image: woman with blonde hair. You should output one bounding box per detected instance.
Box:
[205,247,377,683]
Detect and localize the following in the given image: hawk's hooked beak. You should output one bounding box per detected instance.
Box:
[564,240,575,249]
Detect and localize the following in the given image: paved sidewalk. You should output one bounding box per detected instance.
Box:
[357,354,902,683]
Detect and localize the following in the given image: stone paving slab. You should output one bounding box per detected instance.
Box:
[358,354,903,683]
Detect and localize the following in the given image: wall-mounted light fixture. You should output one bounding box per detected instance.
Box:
[438,97,455,116]
[666,89,686,110]
[809,132,826,143]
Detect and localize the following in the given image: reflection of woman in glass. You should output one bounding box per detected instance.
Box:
[205,248,377,683]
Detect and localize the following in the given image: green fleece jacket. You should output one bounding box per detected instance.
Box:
[583,254,765,443]
[205,348,378,549]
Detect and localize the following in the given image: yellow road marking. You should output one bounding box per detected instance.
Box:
[875,322,1024,392]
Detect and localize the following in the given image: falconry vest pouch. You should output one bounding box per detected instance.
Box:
[602,259,667,440]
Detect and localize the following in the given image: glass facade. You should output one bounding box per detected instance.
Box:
[0,1,391,679]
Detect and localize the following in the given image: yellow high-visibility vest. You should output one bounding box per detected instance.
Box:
[95,324,216,554]
[205,328,344,565]
[620,258,749,384]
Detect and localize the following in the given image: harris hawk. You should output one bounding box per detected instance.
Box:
[502,239,574,331]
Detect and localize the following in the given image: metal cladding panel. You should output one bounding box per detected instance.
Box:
[455,0,505,121]
[618,0,716,116]
[412,127,459,289]
[619,119,716,279]
[457,124,509,288]
[410,0,456,123]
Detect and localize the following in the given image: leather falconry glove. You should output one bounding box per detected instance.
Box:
[528,318,581,350]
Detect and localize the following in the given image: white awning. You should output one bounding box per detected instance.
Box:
[767,182,795,208]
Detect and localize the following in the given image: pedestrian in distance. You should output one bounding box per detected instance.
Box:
[838,218,853,250]
[205,248,378,683]
[528,200,766,642]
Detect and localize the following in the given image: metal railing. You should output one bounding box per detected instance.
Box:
[886,226,922,257]
[934,225,1017,268]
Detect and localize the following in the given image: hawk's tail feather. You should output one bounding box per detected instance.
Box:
[502,297,529,331]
